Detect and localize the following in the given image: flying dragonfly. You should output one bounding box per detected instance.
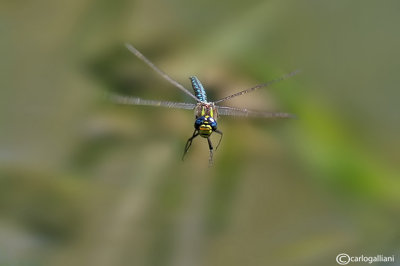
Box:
[112,43,298,166]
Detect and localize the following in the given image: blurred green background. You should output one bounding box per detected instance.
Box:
[1,0,399,265]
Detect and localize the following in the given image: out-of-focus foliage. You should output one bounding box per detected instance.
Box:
[1,0,399,265]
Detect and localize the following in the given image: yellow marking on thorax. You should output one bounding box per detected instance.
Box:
[209,107,214,118]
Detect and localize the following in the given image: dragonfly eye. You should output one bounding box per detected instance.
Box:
[206,116,217,130]
[194,116,217,136]
[194,117,205,129]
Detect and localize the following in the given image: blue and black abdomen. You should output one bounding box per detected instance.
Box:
[190,76,207,102]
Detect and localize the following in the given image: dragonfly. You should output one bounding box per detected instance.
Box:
[112,43,298,166]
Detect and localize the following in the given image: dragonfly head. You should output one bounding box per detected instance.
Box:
[195,115,217,138]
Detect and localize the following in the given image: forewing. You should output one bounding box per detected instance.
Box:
[125,43,199,102]
[216,106,296,118]
[214,70,300,104]
[111,94,196,110]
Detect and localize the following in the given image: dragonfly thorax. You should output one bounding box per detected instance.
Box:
[195,102,218,119]
[195,115,217,138]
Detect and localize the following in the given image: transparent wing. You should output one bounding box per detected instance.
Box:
[111,94,196,110]
[125,43,199,102]
[214,70,300,104]
[216,106,296,118]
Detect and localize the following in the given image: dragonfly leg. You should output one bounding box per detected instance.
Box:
[182,130,199,161]
[214,129,223,150]
[207,137,214,167]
